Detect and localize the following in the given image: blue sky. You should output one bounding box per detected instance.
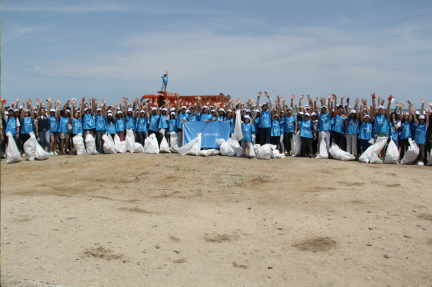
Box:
[2,0,432,106]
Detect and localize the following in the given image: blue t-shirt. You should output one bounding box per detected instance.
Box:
[149,115,161,131]
[399,121,411,140]
[59,116,70,133]
[49,115,59,132]
[115,118,125,132]
[106,120,116,134]
[189,113,200,121]
[177,112,189,129]
[83,114,95,130]
[271,120,281,137]
[346,118,359,135]
[158,114,169,129]
[333,114,347,134]
[299,119,313,138]
[359,121,372,140]
[388,120,400,140]
[254,118,260,134]
[72,118,83,134]
[241,122,252,141]
[373,114,388,134]
[200,113,212,122]
[6,117,18,136]
[259,110,271,128]
[318,113,331,132]
[163,75,168,84]
[284,115,296,133]
[21,117,34,134]
[169,119,178,133]
[415,123,427,144]
[125,115,136,130]
[95,115,106,131]
[279,117,285,134]
[136,117,149,132]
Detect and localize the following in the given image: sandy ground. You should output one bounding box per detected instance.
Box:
[1,152,431,287]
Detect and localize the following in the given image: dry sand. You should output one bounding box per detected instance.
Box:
[1,153,431,286]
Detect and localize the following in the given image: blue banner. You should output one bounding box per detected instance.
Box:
[183,121,230,148]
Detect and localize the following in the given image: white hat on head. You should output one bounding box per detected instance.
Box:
[97,108,102,111]
[288,106,293,110]
[65,109,71,113]
[419,115,425,119]
[299,111,304,115]
[151,107,157,111]
[321,106,327,109]
[19,106,23,110]
[25,109,30,112]
[170,107,175,111]
[190,106,195,109]
[186,110,190,113]
[210,106,214,108]
[128,108,133,112]
[403,112,409,115]
[211,110,215,113]
[273,114,279,118]
[415,111,420,115]
[246,109,251,113]
[202,105,208,109]
[181,106,186,109]
[170,112,175,115]
[219,108,225,112]
[378,105,385,109]
[311,112,317,116]
[162,108,167,111]
[244,115,250,119]
[140,110,145,113]
[304,112,310,117]
[84,108,89,111]
[108,113,113,116]
[107,109,112,113]
[228,109,232,112]
[50,108,55,112]
[117,111,122,114]
[350,109,356,114]
[365,115,370,118]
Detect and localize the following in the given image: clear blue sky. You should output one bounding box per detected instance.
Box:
[2,0,432,106]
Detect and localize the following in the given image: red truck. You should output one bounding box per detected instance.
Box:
[141,91,231,108]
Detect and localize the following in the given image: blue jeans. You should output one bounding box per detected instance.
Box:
[284,132,294,153]
[138,131,148,146]
[259,128,271,145]
[161,83,167,91]
[96,130,106,152]
[39,129,51,152]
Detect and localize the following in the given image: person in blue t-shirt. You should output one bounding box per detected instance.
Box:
[413,104,430,165]
[294,109,313,158]
[358,111,374,154]
[240,113,257,158]
[399,103,412,159]
[388,112,401,149]
[371,93,392,159]
[344,99,360,157]
[256,91,273,145]
[161,70,168,91]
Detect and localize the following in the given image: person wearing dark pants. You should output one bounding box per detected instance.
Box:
[256,91,273,145]
[295,111,313,157]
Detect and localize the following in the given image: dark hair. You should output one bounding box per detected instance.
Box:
[390,112,398,122]
[349,112,357,123]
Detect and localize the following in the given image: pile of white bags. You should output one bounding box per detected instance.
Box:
[178,133,201,156]
[114,134,127,153]
[73,133,87,155]
[133,142,144,153]
[24,132,37,161]
[384,137,399,164]
[270,146,285,159]
[217,139,235,156]
[227,138,243,157]
[329,143,355,161]
[292,133,302,156]
[401,138,419,165]
[315,132,328,159]
[85,134,98,155]
[6,132,22,164]
[160,137,171,153]
[257,144,272,160]
[198,149,220,156]
[169,132,179,153]
[253,144,261,156]
[102,134,117,154]
[144,133,160,154]
[359,138,386,163]
[125,129,135,153]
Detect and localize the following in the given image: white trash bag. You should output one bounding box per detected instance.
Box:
[427,149,432,166]
[169,132,179,153]
[232,110,243,141]
[102,134,117,154]
[85,134,98,155]
[133,142,144,153]
[369,137,388,164]
[271,149,285,159]
[160,136,171,153]
[73,133,87,155]
[125,129,135,153]
[6,132,22,164]
[253,144,261,155]
[217,139,235,156]
[329,143,355,161]
[401,138,419,165]
[198,149,220,156]
[178,133,201,156]
[257,144,272,160]
[228,138,243,157]
[384,137,399,164]
[114,134,127,153]
[144,133,160,154]
[23,132,37,161]
[316,132,328,159]
[35,141,50,160]
[292,133,302,156]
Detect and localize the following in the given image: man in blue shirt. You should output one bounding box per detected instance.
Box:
[256,91,273,145]
[161,70,168,91]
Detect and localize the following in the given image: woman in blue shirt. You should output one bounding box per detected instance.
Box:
[388,112,401,149]
[358,111,374,154]
[413,107,430,165]
[270,113,281,148]
[295,109,313,158]
[399,105,412,160]
[345,105,360,157]
[136,109,149,147]
[240,113,257,158]
[113,104,125,141]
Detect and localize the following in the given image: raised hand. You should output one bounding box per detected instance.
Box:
[291,95,295,100]
[300,94,304,99]
[421,98,426,104]
[340,94,345,99]
[399,103,404,108]
[371,93,376,99]
[282,97,285,102]
[264,91,269,98]
[314,97,318,102]
[257,92,262,99]
[380,99,385,106]
[355,98,360,104]
[327,94,332,99]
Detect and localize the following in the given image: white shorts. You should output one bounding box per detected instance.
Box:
[60,132,70,139]
[241,141,252,149]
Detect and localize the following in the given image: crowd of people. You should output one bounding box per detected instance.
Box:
[1,92,431,165]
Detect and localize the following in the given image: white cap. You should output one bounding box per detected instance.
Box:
[128,107,133,112]
[321,106,327,109]
[403,112,409,115]
[162,108,167,111]
[350,109,356,114]
[244,115,250,119]
[365,115,370,118]
[304,112,310,117]
[288,106,293,110]
[117,107,120,110]
[19,106,23,109]
[84,108,89,111]
[378,105,385,109]
[210,106,214,108]
[419,115,425,119]
[190,106,195,109]
[202,105,208,109]
[117,111,122,114]
[170,107,175,111]
[219,108,225,112]
[181,106,186,109]
[273,114,279,118]
[50,108,55,112]
[299,112,304,115]
[71,98,77,102]
[246,109,251,113]
[97,108,102,111]
[186,110,190,113]
[108,113,113,116]
[151,107,157,111]
[415,111,420,115]
[254,109,259,113]
[107,109,112,113]
[211,110,215,113]
[25,109,30,112]
[170,112,175,115]
[77,110,80,113]
[305,105,309,109]
[140,110,145,113]
[34,110,38,114]
[311,112,317,116]
[65,109,71,113]
[228,109,232,112]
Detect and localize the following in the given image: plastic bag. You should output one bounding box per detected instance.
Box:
[160,137,171,153]
[102,134,117,154]
[257,144,272,160]
[228,138,243,157]
[73,133,87,155]
[292,133,301,156]
[271,149,285,159]
[198,149,220,156]
[427,149,432,166]
[133,142,144,153]
[384,138,399,164]
[369,137,387,164]
[114,134,127,153]
[401,138,419,165]
[85,134,98,155]
[329,143,355,161]
[24,132,37,161]
[35,141,49,160]
[316,132,328,159]
[125,129,135,153]
[6,132,22,164]
[232,110,243,141]
[249,144,256,157]
[144,133,160,154]
[169,132,179,153]
[217,139,235,156]
[253,144,261,155]
[178,133,201,156]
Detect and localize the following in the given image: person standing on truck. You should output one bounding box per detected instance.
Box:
[161,70,168,91]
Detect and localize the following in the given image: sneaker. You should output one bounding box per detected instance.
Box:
[54,151,58,155]
[248,156,254,159]
[49,152,54,156]
[22,153,26,157]
[418,162,424,166]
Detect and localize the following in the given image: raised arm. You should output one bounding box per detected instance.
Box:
[290,95,295,109]
[371,93,376,117]
[420,98,426,115]
[256,92,262,112]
